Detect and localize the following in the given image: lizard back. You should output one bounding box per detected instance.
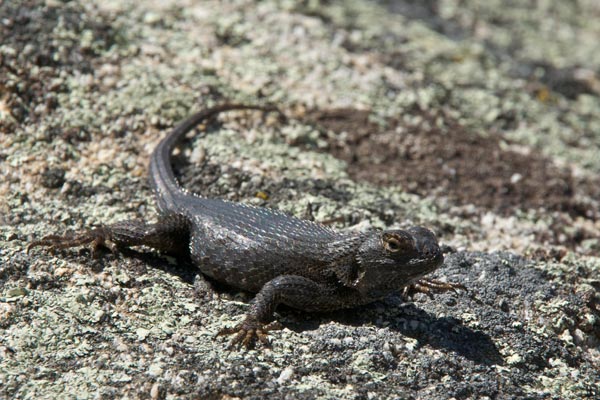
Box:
[184,196,361,292]
[148,105,362,291]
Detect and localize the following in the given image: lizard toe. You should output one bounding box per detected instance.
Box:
[403,278,466,300]
[217,317,277,349]
[28,228,110,258]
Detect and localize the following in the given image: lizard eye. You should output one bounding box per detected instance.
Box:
[383,233,412,253]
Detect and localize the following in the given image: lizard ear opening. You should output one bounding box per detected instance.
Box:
[334,263,365,288]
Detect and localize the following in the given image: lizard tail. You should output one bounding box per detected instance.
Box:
[149,103,283,214]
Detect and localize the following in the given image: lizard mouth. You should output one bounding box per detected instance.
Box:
[406,251,444,278]
[421,252,444,275]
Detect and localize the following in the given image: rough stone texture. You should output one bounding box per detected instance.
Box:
[1,0,598,398]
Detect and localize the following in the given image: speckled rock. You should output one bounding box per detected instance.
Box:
[1,1,598,399]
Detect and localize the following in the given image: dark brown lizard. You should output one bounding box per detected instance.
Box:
[29,104,464,347]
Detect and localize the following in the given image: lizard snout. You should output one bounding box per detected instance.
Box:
[407,226,444,266]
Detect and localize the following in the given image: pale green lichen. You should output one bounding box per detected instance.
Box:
[3,0,600,398]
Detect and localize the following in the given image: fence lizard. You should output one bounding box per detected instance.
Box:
[29,104,464,348]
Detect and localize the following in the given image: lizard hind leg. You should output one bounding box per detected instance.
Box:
[28,214,191,258]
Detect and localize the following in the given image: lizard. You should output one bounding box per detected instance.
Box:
[28,103,465,348]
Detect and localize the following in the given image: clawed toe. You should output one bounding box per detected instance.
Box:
[27,228,108,258]
[217,319,282,349]
[402,278,466,299]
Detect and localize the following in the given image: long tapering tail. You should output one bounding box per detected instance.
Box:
[148,103,282,214]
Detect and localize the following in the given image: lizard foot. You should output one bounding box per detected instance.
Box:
[217,317,282,349]
[27,227,113,258]
[402,278,466,300]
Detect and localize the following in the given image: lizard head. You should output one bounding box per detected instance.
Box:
[350,227,444,296]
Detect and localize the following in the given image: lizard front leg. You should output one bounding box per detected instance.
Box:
[218,275,347,348]
[28,214,190,257]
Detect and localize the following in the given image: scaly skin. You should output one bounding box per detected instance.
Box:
[29,104,464,348]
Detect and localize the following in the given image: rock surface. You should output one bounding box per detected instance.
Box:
[1,1,598,398]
